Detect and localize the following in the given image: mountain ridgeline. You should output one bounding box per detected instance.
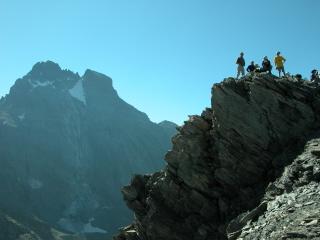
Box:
[0,61,177,239]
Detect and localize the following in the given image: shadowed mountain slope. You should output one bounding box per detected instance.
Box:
[0,61,177,239]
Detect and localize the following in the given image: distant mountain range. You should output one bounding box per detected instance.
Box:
[0,61,177,239]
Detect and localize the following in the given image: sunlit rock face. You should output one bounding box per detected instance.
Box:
[0,61,177,239]
[114,74,320,240]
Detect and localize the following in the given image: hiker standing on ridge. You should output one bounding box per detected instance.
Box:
[236,52,245,79]
[274,51,286,77]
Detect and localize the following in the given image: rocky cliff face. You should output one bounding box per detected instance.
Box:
[0,61,177,239]
[115,74,320,240]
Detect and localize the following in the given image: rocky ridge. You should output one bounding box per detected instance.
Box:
[114,74,320,240]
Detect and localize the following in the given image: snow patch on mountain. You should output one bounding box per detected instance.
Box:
[69,79,86,104]
[28,178,43,189]
[0,112,17,127]
[28,79,55,89]
[58,218,107,234]
[18,113,25,121]
[83,218,108,234]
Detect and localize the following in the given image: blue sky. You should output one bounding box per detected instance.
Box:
[0,0,319,124]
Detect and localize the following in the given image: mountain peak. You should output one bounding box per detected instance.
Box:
[25,60,79,86]
[24,61,79,88]
[158,120,178,137]
[0,61,176,238]
[82,69,115,99]
[6,61,79,98]
[83,69,113,85]
[158,120,177,127]
[29,61,62,76]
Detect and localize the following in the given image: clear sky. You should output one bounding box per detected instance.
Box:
[0,0,319,125]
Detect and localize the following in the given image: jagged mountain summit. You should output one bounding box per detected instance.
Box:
[0,61,177,239]
[115,74,320,240]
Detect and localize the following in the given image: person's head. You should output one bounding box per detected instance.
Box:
[251,61,254,65]
[295,74,302,80]
[277,51,281,56]
[240,52,244,56]
[311,69,318,74]
[264,56,268,60]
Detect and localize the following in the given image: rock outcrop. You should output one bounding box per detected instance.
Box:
[114,74,320,240]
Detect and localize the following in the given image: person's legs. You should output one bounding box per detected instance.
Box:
[277,67,281,77]
[237,65,240,78]
[281,67,286,76]
[241,66,245,77]
[237,65,244,79]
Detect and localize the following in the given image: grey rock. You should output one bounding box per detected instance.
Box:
[236,137,320,240]
[114,74,320,240]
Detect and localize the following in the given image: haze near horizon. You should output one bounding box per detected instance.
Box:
[0,0,319,124]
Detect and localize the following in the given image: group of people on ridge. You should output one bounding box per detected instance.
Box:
[236,52,319,84]
[236,52,286,79]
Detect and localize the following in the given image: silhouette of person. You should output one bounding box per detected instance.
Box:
[236,52,245,79]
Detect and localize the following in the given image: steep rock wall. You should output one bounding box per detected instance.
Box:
[114,74,320,240]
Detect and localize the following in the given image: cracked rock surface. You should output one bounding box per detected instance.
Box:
[232,137,320,239]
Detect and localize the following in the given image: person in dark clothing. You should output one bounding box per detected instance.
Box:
[259,56,272,74]
[247,61,256,73]
[236,52,245,79]
[295,74,303,83]
[311,69,319,83]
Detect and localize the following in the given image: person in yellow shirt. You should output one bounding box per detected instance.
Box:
[274,51,286,77]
